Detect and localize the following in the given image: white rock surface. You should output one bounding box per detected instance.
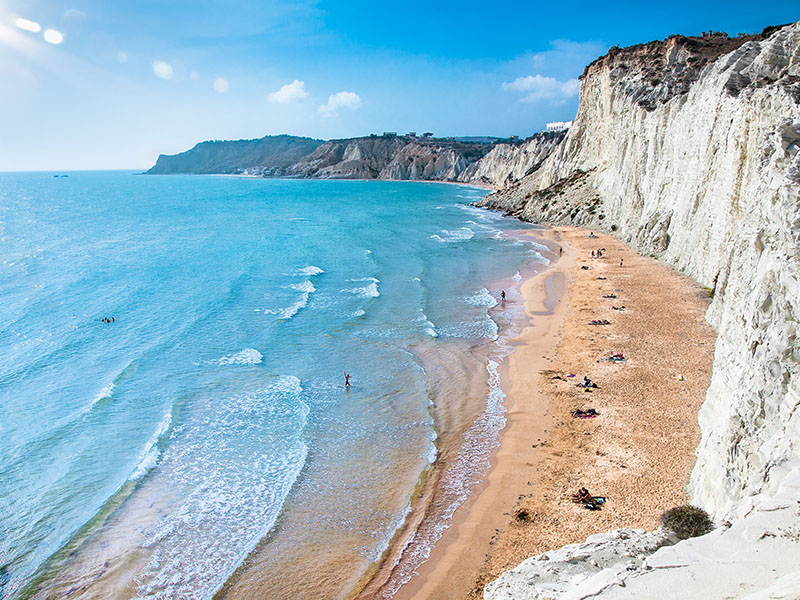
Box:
[458,133,565,187]
[486,468,800,600]
[482,23,800,518]
[482,23,800,600]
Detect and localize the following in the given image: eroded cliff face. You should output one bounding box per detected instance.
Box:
[481,23,800,519]
[457,132,566,187]
[286,136,504,182]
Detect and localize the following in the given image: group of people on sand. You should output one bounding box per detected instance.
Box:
[590,243,624,268]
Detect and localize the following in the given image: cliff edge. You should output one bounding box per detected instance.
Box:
[481,22,800,599]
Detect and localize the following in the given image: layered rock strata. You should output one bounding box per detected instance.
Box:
[481,22,800,518]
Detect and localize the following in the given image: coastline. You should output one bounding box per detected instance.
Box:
[375,225,716,599]
[387,227,571,600]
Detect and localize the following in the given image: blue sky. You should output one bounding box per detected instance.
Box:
[0,1,796,170]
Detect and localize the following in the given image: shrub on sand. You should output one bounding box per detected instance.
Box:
[660,505,713,539]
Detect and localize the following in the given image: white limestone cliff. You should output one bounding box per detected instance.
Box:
[482,22,800,599]
[457,132,566,187]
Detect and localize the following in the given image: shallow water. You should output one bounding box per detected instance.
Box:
[0,173,548,599]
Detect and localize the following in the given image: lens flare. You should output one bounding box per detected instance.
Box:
[43,29,64,44]
[213,77,229,93]
[15,17,42,33]
[153,60,174,80]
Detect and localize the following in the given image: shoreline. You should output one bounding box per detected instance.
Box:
[384,227,571,600]
[376,225,716,599]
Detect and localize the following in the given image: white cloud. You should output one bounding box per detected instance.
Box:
[268,80,309,104]
[501,74,579,103]
[318,91,362,116]
[213,77,229,93]
[153,60,174,80]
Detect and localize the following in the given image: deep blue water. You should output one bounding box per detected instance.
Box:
[0,172,548,599]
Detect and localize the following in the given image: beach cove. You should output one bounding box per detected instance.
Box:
[363,225,717,599]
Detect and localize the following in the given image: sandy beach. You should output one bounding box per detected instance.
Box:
[385,225,717,599]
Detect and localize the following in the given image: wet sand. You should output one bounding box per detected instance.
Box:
[384,226,717,599]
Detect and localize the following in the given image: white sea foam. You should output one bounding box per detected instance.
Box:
[90,382,115,409]
[415,310,438,337]
[466,287,498,308]
[266,279,317,320]
[430,227,475,243]
[290,280,316,293]
[297,265,324,276]
[343,277,380,298]
[513,270,522,282]
[380,359,508,597]
[528,250,550,264]
[454,204,506,222]
[352,309,366,317]
[134,376,310,599]
[128,410,172,482]
[217,348,263,366]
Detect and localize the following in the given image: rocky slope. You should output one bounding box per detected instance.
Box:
[481,22,800,599]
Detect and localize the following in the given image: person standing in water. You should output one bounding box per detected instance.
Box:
[344,372,351,388]
[501,290,506,304]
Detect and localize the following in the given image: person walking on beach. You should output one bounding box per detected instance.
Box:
[559,247,563,256]
[344,372,351,388]
[619,258,623,267]
[501,290,506,304]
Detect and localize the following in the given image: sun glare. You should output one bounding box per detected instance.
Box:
[15,17,41,33]
[43,28,63,45]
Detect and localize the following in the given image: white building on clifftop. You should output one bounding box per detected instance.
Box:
[545,120,573,132]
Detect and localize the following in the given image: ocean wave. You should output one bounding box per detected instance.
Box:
[216,348,263,366]
[430,227,475,243]
[343,277,380,298]
[266,279,317,320]
[128,409,173,482]
[528,250,550,264]
[416,310,438,338]
[352,309,366,317]
[513,270,522,282]
[297,265,324,276]
[466,287,498,308]
[89,382,115,410]
[454,204,506,222]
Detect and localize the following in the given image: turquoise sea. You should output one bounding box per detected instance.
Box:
[0,172,550,599]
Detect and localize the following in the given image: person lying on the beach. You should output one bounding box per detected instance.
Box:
[611,306,626,311]
[572,408,599,418]
[603,294,617,298]
[596,277,607,280]
[576,376,598,388]
[589,319,611,325]
[581,265,590,270]
[584,496,606,510]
